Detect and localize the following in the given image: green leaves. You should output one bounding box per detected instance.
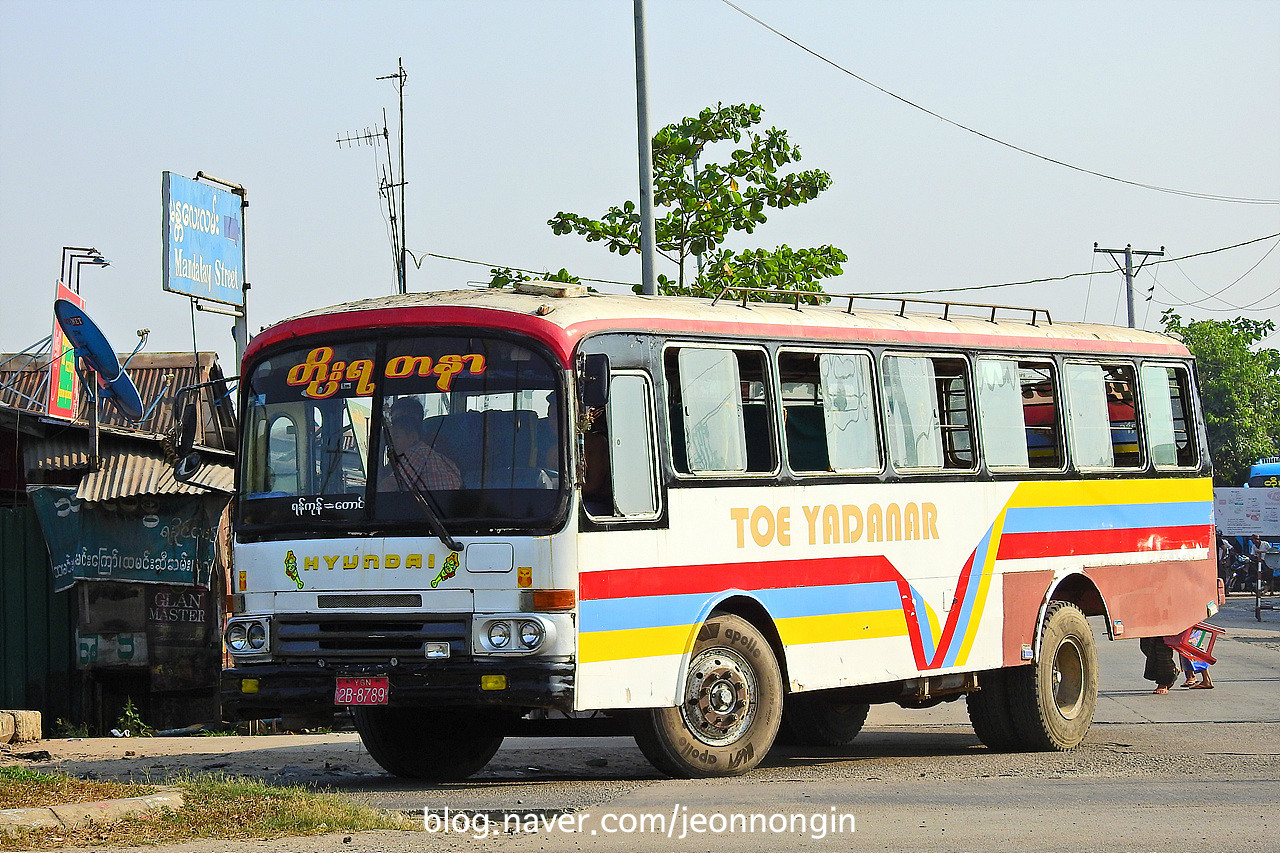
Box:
[501,102,845,296]
[1161,310,1280,485]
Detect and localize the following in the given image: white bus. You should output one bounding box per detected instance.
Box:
[212,284,1217,778]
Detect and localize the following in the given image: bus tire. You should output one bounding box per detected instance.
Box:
[782,689,870,747]
[352,706,506,780]
[1006,601,1097,751]
[631,613,783,778]
[966,668,1021,751]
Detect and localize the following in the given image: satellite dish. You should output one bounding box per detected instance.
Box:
[53,299,145,420]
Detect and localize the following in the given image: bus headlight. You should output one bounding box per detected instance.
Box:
[225,617,270,656]
[227,622,248,653]
[518,620,544,650]
[476,616,557,654]
[487,621,511,649]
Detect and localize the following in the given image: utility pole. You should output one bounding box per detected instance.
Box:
[633,0,658,296]
[377,59,408,295]
[1093,242,1164,328]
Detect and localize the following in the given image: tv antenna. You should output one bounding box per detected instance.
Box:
[338,58,408,295]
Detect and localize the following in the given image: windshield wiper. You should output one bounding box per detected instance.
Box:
[382,425,464,553]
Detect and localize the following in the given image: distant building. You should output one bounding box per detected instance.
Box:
[0,351,234,733]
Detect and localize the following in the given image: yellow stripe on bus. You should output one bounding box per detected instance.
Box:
[578,609,909,664]
[578,624,697,663]
[1008,477,1211,509]
[954,508,1006,667]
[776,609,907,646]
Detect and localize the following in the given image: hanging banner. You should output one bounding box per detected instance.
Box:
[47,282,84,420]
[162,171,245,307]
[29,486,219,592]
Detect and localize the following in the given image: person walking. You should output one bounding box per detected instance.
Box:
[1140,636,1178,694]
[1178,653,1214,689]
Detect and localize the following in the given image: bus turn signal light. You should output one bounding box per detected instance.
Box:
[524,589,576,611]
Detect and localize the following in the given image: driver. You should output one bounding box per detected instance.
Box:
[379,396,461,491]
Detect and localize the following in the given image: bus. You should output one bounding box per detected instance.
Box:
[1247,457,1280,488]
[211,283,1218,779]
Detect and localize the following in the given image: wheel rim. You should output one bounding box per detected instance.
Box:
[1051,636,1086,719]
[681,647,757,746]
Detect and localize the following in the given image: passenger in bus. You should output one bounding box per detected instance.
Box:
[380,396,462,491]
[581,414,612,515]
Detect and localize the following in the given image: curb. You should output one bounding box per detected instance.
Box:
[0,789,183,835]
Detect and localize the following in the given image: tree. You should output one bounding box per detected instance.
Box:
[1161,311,1280,485]
[491,103,845,300]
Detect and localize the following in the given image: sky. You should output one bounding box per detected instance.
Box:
[2,0,1278,376]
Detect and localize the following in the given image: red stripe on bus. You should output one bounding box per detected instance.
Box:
[578,555,900,601]
[929,550,977,668]
[995,525,1211,561]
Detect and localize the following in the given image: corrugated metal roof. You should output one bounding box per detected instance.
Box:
[76,448,233,500]
[0,351,235,450]
[24,432,232,499]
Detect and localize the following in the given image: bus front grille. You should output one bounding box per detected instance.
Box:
[274,617,469,660]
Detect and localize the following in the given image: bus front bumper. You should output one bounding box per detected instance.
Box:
[221,659,575,721]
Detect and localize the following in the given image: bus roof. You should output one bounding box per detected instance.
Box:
[244,286,1192,368]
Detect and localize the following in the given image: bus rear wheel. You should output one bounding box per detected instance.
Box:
[631,613,783,778]
[783,689,870,747]
[352,706,508,780]
[1006,601,1098,751]
[966,669,1021,751]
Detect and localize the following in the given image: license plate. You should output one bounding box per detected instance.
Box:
[334,676,389,706]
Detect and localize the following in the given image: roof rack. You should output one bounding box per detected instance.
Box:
[710,285,1052,326]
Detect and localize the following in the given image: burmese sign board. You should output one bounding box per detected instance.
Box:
[1213,487,1280,537]
[162,171,244,306]
[29,486,219,592]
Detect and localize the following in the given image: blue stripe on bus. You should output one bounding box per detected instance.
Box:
[1001,501,1211,535]
[941,525,995,669]
[578,581,903,634]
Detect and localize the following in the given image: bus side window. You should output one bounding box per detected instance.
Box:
[883,354,974,471]
[976,359,1063,471]
[779,350,880,474]
[666,347,774,475]
[1103,365,1141,468]
[1140,364,1198,468]
[1065,362,1143,470]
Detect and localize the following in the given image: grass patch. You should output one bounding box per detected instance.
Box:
[1,771,409,850]
[0,766,142,809]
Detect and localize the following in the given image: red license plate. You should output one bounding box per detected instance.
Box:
[334,676,389,706]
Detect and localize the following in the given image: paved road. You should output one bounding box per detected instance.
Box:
[35,594,1280,852]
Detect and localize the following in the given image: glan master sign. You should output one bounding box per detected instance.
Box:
[162,171,244,306]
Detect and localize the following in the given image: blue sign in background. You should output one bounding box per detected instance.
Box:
[162,171,245,306]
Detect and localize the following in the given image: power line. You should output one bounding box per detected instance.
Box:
[718,0,1280,206]
[405,249,638,287]
[872,232,1280,297]
[411,231,1279,303]
[1149,237,1280,310]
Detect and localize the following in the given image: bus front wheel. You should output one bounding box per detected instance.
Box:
[352,706,508,780]
[1006,601,1098,750]
[631,613,783,778]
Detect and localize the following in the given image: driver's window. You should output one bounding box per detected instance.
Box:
[583,373,658,519]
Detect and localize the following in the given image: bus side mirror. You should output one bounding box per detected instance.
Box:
[580,353,609,409]
[172,397,203,483]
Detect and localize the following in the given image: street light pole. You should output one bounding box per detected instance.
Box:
[60,246,109,293]
[633,0,658,296]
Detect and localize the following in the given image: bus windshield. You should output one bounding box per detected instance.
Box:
[238,333,564,533]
